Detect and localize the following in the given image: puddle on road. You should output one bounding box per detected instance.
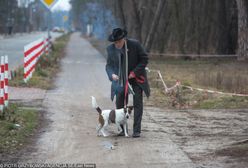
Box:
[101,141,115,150]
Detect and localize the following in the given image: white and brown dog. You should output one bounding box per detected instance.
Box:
[91,96,133,137]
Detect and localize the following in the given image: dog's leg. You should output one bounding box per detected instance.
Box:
[116,123,123,134]
[101,122,109,137]
[96,123,102,136]
[100,127,106,137]
[123,123,129,137]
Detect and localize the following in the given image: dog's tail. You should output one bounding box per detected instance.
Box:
[91,96,102,114]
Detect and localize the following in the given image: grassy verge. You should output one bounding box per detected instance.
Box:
[0,104,39,154]
[9,33,71,89]
[149,58,248,94]
[146,58,248,109]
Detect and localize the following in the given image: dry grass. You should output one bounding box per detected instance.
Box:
[0,103,38,154]
[149,58,248,94]
[146,58,248,109]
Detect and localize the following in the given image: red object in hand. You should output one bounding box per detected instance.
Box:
[128,71,136,79]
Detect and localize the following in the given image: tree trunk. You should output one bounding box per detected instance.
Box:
[236,0,248,60]
[217,0,228,54]
[116,0,126,28]
[144,0,166,51]
[130,0,142,42]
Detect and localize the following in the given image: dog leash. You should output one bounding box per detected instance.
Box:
[124,40,129,109]
[123,40,147,110]
[124,80,129,109]
[124,40,145,109]
[125,40,128,90]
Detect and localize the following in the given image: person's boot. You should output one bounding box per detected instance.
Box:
[132,132,140,138]
[117,131,125,136]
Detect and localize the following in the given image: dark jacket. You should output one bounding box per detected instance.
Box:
[106,38,150,101]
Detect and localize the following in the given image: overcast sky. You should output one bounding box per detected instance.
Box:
[52,0,71,11]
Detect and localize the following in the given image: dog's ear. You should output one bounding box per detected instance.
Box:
[128,106,134,112]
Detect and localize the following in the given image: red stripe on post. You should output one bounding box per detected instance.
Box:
[0,56,4,108]
[4,94,8,101]
[1,81,4,88]
[1,65,4,73]
[4,79,8,85]
[24,48,44,67]
[24,41,44,57]
[0,98,3,105]
[4,56,9,106]
[24,62,37,78]
[4,64,8,71]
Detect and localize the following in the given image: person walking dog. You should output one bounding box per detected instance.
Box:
[106,28,150,138]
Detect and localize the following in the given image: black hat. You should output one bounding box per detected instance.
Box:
[108,28,127,42]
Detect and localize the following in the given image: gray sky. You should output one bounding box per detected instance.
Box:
[18,0,71,11]
[52,0,71,11]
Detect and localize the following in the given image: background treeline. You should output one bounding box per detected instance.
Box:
[0,0,48,33]
[70,0,248,60]
[0,0,69,34]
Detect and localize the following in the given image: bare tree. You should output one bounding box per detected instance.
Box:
[70,0,240,57]
[144,0,166,51]
[236,0,248,60]
[116,0,126,28]
[129,0,142,42]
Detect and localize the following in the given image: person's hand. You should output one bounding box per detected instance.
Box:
[112,74,119,81]
[128,71,135,79]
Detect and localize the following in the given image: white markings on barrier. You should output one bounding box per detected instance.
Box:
[44,37,51,55]
[0,56,5,111]
[0,55,9,112]
[24,38,44,83]
[24,37,51,83]
[4,55,8,107]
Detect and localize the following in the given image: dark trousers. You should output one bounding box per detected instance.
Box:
[116,83,143,134]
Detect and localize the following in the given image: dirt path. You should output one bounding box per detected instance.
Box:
[20,33,195,168]
[145,107,248,168]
